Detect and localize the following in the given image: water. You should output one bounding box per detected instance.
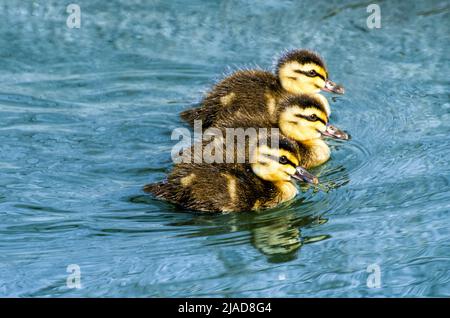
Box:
[0,0,449,297]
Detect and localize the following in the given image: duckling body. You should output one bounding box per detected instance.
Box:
[181,69,284,128]
[187,94,345,169]
[180,49,343,128]
[145,133,317,213]
[145,163,295,212]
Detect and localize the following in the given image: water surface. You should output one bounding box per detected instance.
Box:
[0,0,449,297]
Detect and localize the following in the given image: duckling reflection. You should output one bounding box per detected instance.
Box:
[166,208,330,263]
[134,153,350,262]
[250,211,330,263]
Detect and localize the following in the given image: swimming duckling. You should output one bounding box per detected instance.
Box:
[144,134,318,213]
[195,94,348,169]
[180,49,344,128]
[277,95,347,168]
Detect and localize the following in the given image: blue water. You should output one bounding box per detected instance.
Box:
[0,0,449,297]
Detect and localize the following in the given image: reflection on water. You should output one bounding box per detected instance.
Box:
[167,205,331,263]
[157,163,350,263]
[0,0,449,297]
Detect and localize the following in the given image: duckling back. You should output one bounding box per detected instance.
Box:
[181,49,345,130]
[144,162,279,212]
[180,69,283,128]
[144,129,309,212]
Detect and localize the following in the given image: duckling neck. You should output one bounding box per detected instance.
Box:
[278,77,303,95]
[301,138,330,168]
[274,181,298,203]
[314,94,331,116]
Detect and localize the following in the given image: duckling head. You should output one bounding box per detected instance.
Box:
[276,49,344,95]
[250,135,318,184]
[278,94,348,141]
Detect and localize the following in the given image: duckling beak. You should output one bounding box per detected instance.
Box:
[321,124,350,140]
[292,166,319,185]
[322,79,345,94]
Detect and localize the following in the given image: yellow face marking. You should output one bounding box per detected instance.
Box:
[279,106,327,141]
[278,62,328,94]
[255,145,299,167]
[297,63,328,79]
[279,149,299,167]
[180,173,196,186]
[251,145,300,182]
[298,107,328,124]
[280,105,327,125]
[220,92,236,106]
[280,121,321,141]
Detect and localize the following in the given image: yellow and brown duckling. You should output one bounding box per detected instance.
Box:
[180,49,344,128]
[276,94,348,168]
[193,94,348,169]
[144,133,318,213]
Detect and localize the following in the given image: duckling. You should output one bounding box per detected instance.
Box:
[180,49,344,128]
[195,94,348,169]
[144,134,318,213]
[277,94,348,168]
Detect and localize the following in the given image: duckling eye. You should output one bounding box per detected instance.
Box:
[279,156,289,165]
[308,70,317,76]
[308,114,318,121]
